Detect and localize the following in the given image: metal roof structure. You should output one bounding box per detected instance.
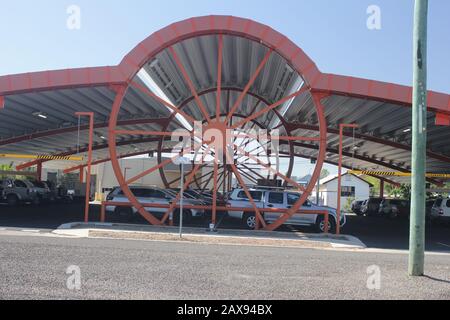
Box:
[0,15,449,187]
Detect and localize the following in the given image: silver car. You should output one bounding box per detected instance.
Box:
[105,186,205,221]
[0,179,39,206]
[227,188,345,232]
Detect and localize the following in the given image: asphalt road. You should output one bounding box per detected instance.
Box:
[0,202,449,253]
[0,231,449,300]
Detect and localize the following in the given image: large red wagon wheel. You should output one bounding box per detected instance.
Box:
[156,87,296,192]
[108,16,327,231]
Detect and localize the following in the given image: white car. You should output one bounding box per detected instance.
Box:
[431,198,450,222]
[227,188,346,233]
[105,186,205,221]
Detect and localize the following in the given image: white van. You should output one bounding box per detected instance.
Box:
[431,198,450,222]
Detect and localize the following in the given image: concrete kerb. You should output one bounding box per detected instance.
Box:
[53,222,367,250]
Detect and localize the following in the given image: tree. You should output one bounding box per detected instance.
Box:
[387,184,411,199]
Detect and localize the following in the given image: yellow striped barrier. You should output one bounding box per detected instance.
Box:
[348,170,450,179]
[0,154,83,161]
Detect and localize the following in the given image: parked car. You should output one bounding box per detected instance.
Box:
[0,179,39,206]
[360,197,383,216]
[351,200,365,215]
[227,188,345,233]
[430,198,450,223]
[30,180,55,203]
[105,186,206,221]
[379,199,410,219]
[425,199,436,219]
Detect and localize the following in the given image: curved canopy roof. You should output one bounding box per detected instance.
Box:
[0,15,449,184]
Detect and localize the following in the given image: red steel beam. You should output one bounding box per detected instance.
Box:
[286,122,450,164]
[0,117,170,147]
[16,136,166,170]
[281,140,443,186]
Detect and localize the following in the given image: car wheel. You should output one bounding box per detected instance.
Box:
[315,216,336,234]
[242,213,257,230]
[6,194,19,206]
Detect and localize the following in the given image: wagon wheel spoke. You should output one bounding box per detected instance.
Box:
[231,86,309,129]
[167,163,210,186]
[168,46,212,123]
[161,143,214,224]
[234,143,306,192]
[129,80,196,125]
[225,48,273,125]
[125,142,201,185]
[228,163,266,229]
[216,34,223,122]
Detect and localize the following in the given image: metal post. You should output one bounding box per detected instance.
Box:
[337,124,359,235]
[380,179,385,198]
[409,0,428,277]
[316,176,320,205]
[75,112,94,224]
[36,162,43,182]
[179,162,184,238]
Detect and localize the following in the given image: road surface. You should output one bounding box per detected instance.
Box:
[0,230,448,300]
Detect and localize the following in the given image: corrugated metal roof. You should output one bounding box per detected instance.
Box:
[0,31,448,185]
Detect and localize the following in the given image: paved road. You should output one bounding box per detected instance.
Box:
[0,231,448,300]
[1,203,449,252]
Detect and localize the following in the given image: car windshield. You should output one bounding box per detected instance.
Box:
[434,199,443,207]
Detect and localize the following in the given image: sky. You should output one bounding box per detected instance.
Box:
[1,0,449,177]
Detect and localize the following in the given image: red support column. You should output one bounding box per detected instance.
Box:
[36,162,43,182]
[79,168,84,183]
[380,179,385,198]
[75,112,94,223]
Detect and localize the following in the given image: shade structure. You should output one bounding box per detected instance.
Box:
[0,16,449,230]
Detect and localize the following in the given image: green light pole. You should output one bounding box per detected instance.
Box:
[409,0,428,277]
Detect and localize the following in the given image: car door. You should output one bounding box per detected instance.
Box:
[148,189,170,214]
[13,180,30,200]
[444,199,450,217]
[287,193,316,224]
[264,192,286,223]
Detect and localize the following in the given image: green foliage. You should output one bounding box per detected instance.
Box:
[344,196,355,212]
[388,184,411,199]
[362,175,380,196]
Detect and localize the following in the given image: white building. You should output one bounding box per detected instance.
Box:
[318,173,372,210]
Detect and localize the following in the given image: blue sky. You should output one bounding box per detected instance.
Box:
[1,0,448,177]
[1,0,448,92]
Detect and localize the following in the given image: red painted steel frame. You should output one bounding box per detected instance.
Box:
[75,112,94,223]
[107,17,328,230]
[337,123,359,235]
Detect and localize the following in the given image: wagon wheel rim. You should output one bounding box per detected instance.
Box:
[107,23,327,230]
